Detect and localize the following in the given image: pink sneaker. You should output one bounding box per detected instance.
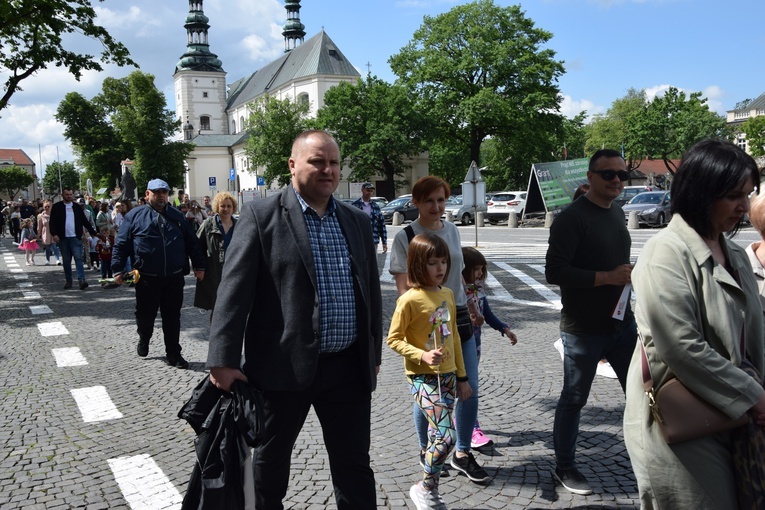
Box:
[471,427,494,448]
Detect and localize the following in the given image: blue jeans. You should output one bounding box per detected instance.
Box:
[553,319,637,469]
[44,243,60,262]
[58,236,85,283]
[414,335,479,453]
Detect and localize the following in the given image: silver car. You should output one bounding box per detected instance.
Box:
[623,191,671,227]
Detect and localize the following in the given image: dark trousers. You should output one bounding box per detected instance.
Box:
[134,274,185,357]
[252,345,376,510]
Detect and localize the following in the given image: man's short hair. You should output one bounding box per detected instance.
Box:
[588,149,623,172]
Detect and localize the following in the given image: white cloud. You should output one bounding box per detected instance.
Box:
[643,84,673,102]
[559,94,605,120]
[701,85,725,114]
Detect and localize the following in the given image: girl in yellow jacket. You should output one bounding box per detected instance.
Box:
[387,232,472,510]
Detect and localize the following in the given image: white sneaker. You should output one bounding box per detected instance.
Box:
[409,483,448,510]
[45,261,51,266]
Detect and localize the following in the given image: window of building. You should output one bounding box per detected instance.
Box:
[203,92,208,98]
[240,116,245,131]
[736,136,747,151]
[200,116,211,130]
[298,92,309,106]
[232,120,236,134]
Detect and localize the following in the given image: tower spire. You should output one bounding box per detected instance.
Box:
[175,0,224,73]
[282,0,306,53]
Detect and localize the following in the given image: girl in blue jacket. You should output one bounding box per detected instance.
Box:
[462,247,518,449]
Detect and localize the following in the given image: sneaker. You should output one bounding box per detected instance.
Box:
[471,428,494,449]
[63,281,72,289]
[166,355,189,369]
[136,340,149,357]
[56,260,62,266]
[409,483,448,510]
[45,261,50,266]
[79,280,88,290]
[450,452,489,483]
[419,452,450,478]
[553,467,593,495]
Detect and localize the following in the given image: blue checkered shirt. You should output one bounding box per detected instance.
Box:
[295,190,358,352]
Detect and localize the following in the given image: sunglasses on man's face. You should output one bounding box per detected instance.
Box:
[591,169,629,182]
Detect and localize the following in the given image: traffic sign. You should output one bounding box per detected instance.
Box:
[209,177,216,187]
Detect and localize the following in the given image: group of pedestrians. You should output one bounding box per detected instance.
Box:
[17,130,765,509]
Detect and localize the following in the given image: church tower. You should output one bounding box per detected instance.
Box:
[173,0,228,138]
[282,0,306,52]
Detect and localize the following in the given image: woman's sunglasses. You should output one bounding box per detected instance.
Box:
[591,169,629,182]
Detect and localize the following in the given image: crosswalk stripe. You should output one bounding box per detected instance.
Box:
[494,261,562,309]
[71,386,123,422]
[108,454,182,509]
[52,347,88,367]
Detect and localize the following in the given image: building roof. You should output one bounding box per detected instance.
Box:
[731,91,765,113]
[0,149,35,166]
[190,133,249,148]
[633,158,680,177]
[227,30,360,110]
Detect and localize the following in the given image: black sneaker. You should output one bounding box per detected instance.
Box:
[450,452,489,483]
[553,467,593,495]
[136,340,149,357]
[419,452,449,477]
[166,355,189,369]
[63,281,72,289]
[79,280,88,290]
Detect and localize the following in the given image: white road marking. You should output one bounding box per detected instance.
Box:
[495,261,561,309]
[30,305,54,315]
[379,252,394,283]
[37,321,68,335]
[9,268,23,273]
[70,386,123,422]
[22,291,41,300]
[13,274,28,279]
[52,347,88,367]
[17,282,33,288]
[528,264,545,275]
[108,454,182,509]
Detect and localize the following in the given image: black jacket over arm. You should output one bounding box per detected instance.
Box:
[206,185,383,393]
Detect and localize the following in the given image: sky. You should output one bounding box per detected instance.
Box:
[1,0,764,180]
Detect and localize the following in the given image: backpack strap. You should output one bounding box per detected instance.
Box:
[404,225,415,244]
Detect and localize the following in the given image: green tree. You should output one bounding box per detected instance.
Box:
[742,115,765,157]
[41,161,80,197]
[245,95,315,187]
[629,87,727,174]
[56,71,191,193]
[0,0,136,113]
[0,165,35,199]
[389,0,564,181]
[317,75,426,196]
[55,91,129,189]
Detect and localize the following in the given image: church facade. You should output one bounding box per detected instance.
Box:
[173,0,428,202]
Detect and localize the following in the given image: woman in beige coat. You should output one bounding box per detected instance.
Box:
[624,139,765,509]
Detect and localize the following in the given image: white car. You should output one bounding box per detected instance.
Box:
[487,191,527,223]
[441,195,488,225]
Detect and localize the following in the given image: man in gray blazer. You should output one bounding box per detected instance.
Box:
[207,130,382,509]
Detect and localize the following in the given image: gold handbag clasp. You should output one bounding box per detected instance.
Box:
[646,389,664,424]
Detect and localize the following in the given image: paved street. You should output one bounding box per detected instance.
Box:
[0,224,760,509]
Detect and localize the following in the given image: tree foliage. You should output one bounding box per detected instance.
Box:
[742,115,765,158]
[55,91,129,190]
[245,95,315,187]
[56,70,192,193]
[586,88,646,174]
[389,0,564,185]
[628,87,727,174]
[317,75,426,196]
[0,0,136,113]
[41,160,79,197]
[0,165,35,200]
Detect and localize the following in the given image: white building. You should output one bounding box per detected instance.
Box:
[173,0,427,203]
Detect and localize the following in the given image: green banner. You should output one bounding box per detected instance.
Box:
[529,158,589,213]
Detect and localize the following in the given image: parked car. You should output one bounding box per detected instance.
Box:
[622,191,671,227]
[487,191,527,224]
[370,196,388,206]
[381,196,418,224]
[441,195,488,225]
[615,185,653,207]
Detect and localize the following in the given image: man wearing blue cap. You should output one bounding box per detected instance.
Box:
[112,178,206,369]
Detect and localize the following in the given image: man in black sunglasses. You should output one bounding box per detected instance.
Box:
[545,148,637,496]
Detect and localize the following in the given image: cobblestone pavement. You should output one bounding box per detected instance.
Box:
[0,228,649,509]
